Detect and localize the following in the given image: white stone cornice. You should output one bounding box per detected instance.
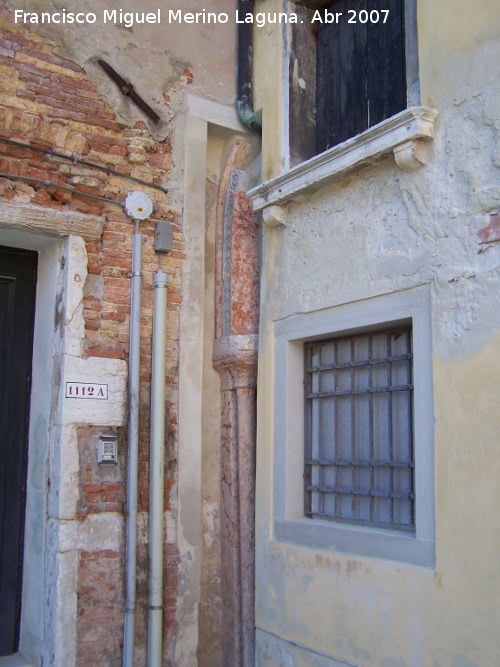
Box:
[185,93,248,133]
[248,107,438,212]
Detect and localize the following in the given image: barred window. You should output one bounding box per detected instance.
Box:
[304,326,414,531]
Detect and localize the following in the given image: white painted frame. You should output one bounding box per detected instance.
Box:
[272,286,435,567]
[265,0,429,208]
[0,231,61,667]
[174,93,248,664]
[0,225,126,666]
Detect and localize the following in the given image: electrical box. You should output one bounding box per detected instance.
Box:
[154,221,173,253]
[97,435,118,465]
[124,191,153,220]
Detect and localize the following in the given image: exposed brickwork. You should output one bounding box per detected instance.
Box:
[77,549,123,667]
[133,537,181,666]
[478,211,500,249]
[0,8,185,664]
[161,542,181,652]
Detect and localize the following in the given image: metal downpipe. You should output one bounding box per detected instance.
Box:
[237,0,262,135]
[147,269,168,666]
[123,221,142,667]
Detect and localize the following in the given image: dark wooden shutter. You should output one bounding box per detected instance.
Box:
[316,0,406,153]
[316,0,367,152]
[366,0,406,127]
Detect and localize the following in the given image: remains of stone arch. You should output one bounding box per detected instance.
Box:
[213,138,260,667]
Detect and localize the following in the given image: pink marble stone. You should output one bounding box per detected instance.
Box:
[213,139,260,667]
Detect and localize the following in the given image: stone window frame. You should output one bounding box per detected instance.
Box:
[272,286,435,567]
[287,0,421,167]
[247,0,437,220]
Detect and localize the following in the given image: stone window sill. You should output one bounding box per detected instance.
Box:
[247,107,438,224]
[274,518,435,568]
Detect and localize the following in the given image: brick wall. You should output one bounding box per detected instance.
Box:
[0,8,184,664]
[78,548,124,666]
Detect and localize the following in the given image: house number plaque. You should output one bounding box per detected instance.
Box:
[65,382,108,399]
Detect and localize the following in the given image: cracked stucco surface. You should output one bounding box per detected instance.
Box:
[267,80,500,361]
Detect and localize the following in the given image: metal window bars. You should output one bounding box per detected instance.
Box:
[304,326,415,531]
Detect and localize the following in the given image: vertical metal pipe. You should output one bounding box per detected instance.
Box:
[123,221,142,667]
[147,269,168,666]
[237,0,262,135]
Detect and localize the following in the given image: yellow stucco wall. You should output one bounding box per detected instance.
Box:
[418,0,500,108]
[253,0,284,180]
[253,1,500,665]
[255,337,499,665]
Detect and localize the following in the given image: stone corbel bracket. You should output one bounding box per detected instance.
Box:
[393,138,430,171]
[263,205,287,227]
[248,106,438,213]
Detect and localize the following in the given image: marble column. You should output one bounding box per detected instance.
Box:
[213,141,259,667]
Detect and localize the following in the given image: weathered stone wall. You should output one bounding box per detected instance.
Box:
[0,7,185,665]
[3,0,237,117]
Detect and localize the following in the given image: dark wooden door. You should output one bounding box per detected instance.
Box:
[0,246,37,657]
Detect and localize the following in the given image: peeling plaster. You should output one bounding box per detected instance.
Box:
[269,92,499,361]
[6,0,237,136]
